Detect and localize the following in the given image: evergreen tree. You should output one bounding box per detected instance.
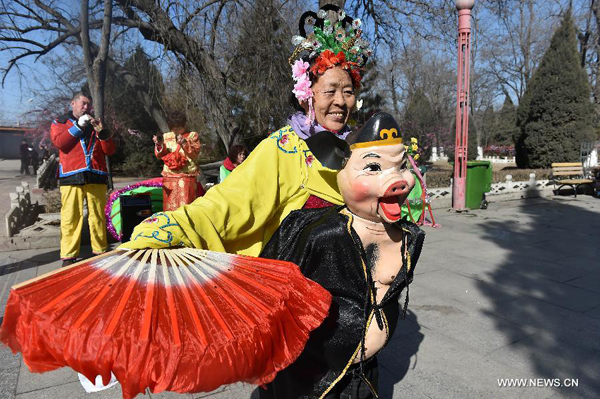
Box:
[354,61,384,127]
[478,105,497,149]
[401,90,436,159]
[515,10,596,168]
[229,0,294,148]
[493,95,517,146]
[105,47,164,176]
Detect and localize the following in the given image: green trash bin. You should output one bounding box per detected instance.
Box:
[465,160,492,209]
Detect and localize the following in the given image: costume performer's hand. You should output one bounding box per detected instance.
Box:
[77,114,93,127]
[177,135,186,145]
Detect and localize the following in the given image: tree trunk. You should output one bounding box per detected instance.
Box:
[390,74,401,119]
[91,0,112,121]
[106,59,169,133]
[319,0,346,7]
[593,0,600,118]
[578,0,594,68]
[115,0,234,148]
[80,0,114,189]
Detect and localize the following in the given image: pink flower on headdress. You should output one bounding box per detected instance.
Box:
[292,60,310,81]
[292,59,313,103]
[293,76,313,102]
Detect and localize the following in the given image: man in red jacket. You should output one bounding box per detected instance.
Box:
[50,92,116,266]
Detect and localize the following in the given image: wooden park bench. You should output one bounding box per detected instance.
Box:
[550,162,594,197]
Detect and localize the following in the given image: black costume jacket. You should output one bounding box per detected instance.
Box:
[260,206,425,399]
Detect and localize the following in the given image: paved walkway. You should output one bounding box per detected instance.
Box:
[1,164,600,398]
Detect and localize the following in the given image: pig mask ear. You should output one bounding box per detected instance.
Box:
[304,131,351,170]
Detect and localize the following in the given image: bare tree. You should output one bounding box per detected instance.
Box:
[346,0,455,47]
[477,0,556,101]
[320,0,346,7]
[0,0,169,132]
[109,0,245,147]
[588,0,600,117]
[80,0,112,121]
[0,0,457,150]
[377,37,455,150]
[6,0,586,157]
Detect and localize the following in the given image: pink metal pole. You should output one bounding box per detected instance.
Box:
[452,0,475,211]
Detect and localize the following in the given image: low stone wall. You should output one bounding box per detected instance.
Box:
[428,173,555,209]
[5,213,61,251]
[2,182,60,250]
[5,182,38,237]
[37,154,58,190]
[479,155,516,164]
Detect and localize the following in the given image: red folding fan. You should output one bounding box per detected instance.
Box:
[0,248,331,399]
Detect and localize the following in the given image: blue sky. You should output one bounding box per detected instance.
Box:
[0,57,46,124]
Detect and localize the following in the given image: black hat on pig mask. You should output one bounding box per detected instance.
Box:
[346,112,403,150]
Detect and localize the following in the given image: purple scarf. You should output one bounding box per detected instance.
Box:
[287,112,351,140]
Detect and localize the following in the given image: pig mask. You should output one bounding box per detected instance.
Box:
[337,143,415,224]
[339,112,415,224]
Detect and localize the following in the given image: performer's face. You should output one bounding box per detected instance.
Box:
[235,151,247,165]
[337,143,415,224]
[311,67,356,132]
[71,95,91,118]
[171,126,185,135]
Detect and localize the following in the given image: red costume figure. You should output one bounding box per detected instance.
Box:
[153,111,203,211]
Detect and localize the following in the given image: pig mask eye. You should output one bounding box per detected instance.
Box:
[364,163,382,172]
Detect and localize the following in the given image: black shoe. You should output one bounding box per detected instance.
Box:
[61,258,78,268]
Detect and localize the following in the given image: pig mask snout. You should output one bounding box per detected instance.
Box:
[383,180,410,198]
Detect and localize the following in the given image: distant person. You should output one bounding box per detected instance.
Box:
[50,92,116,267]
[153,110,203,211]
[28,146,39,174]
[20,139,30,175]
[39,143,50,161]
[219,145,248,183]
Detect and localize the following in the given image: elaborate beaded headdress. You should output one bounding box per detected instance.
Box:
[289,5,372,122]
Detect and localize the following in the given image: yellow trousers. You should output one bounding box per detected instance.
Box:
[60,184,108,259]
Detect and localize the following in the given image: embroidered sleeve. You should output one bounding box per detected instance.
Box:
[181,132,201,160]
[124,212,190,248]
